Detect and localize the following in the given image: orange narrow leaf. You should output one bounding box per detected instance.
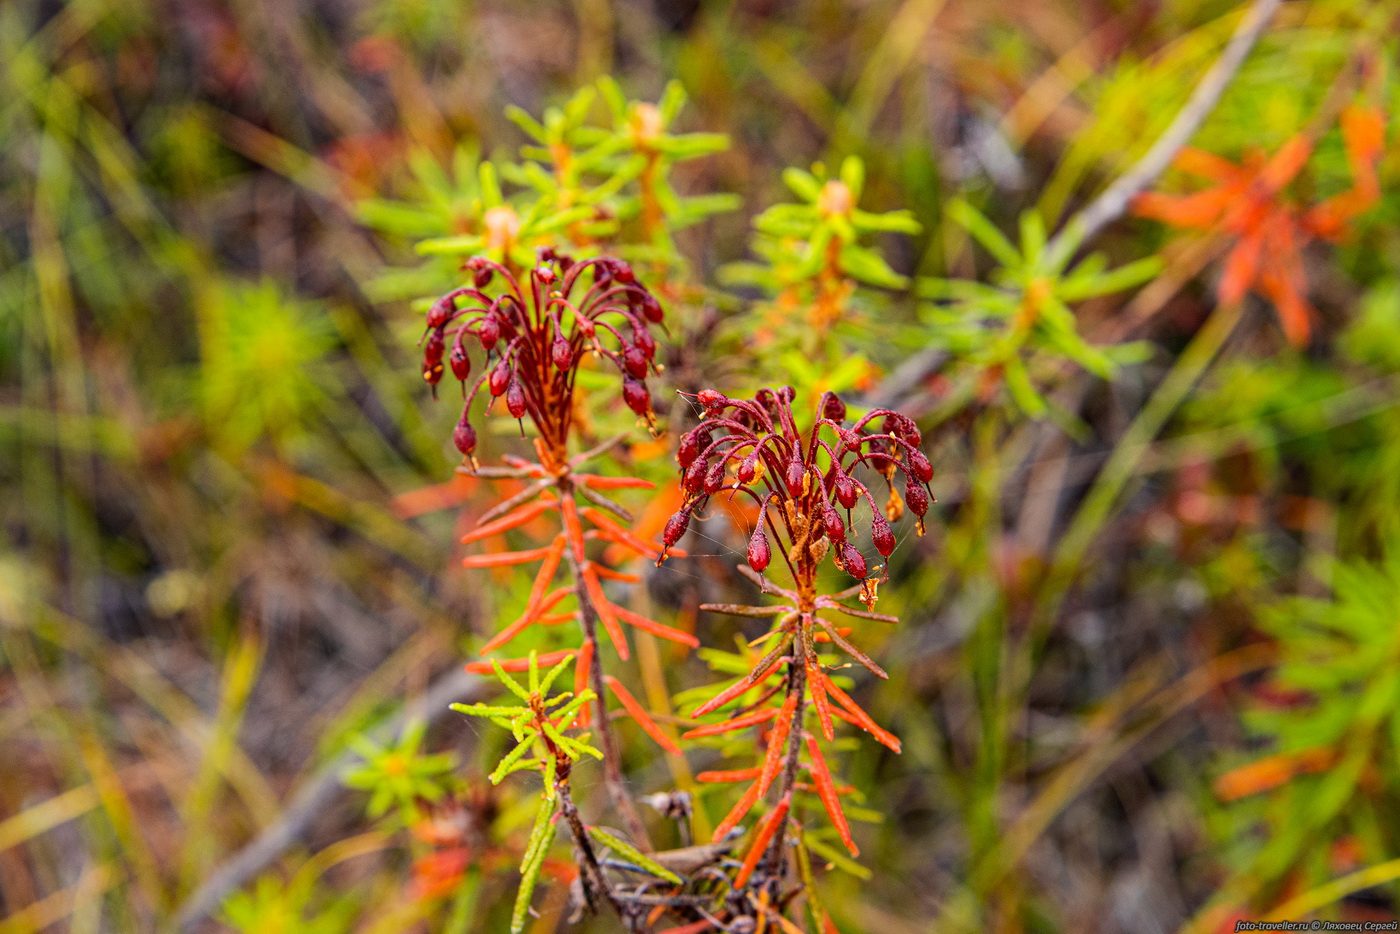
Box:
[561,495,586,561]
[590,565,642,583]
[460,500,554,545]
[1217,231,1263,306]
[521,535,568,613]
[465,649,574,674]
[1174,147,1247,182]
[807,660,835,742]
[656,920,716,934]
[696,767,764,784]
[1214,747,1335,802]
[758,691,799,796]
[461,545,556,568]
[734,793,791,888]
[580,562,630,660]
[614,606,700,648]
[580,507,664,560]
[605,676,682,756]
[576,474,657,491]
[805,735,858,856]
[691,650,786,718]
[822,674,901,752]
[574,638,595,727]
[1259,135,1313,192]
[479,588,572,654]
[714,779,764,842]
[682,707,779,739]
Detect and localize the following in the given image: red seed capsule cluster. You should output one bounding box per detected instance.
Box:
[421,249,665,462]
[657,387,932,581]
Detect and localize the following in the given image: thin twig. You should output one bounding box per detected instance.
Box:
[173,668,485,932]
[1046,0,1283,257]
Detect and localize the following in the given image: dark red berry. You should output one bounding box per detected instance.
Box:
[906,481,930,516]
[737,453,758,484]
[677,431,701,469]
[641,292,663,323]
[834,473,859,509]
[488,359,511,396]
[622,377,651,417]
[907,449,933,483]
[452,417,477,456]
[703,459,726,494]
[576,315,596,339]
[821,392,847,423]
[663,510,691,547]
[622,344,648,379]
[427,297,453,329]
[683,457,708,494]
[747,526,771,573]
[449,343,471,380]
[785,454,805,497]
[424,329,445,365]
[822,506,846,542]
[612,260,635,284]
[473,266,493,289]
[505,380,526,418]
[840,543,867,579]
[871,513,895,556]
[552,337,573,371]
[633,326,656,360]
[478,316,500,350]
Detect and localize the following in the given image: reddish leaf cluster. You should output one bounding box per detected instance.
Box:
[420,249,665,463]
[1133,104,1385,346]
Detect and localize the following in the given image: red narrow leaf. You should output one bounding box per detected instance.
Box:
[807,658,835,742]
[561,494,586,561]
[696,767,763,783]
[574,638,595,727]
[580,562,630,660]
[690,652,784,718]
[465,648,574,674]
[605,675,682,756]
[822,674,901,753]
[459,499,554,544]
[682,707,779,739]
[614,606,700,648]
[713,779,763,842]
[461,545,556,568]
[478,586,571,654]
[758,690,799,796]
[1217,229,1263,306]
[805,735,858,856]
[576,474,657,491]
[734,793,791,888]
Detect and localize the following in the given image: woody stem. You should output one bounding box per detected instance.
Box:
[561,543,654,851]
[758,623,810,889]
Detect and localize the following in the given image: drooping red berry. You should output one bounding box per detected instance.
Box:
[906,481,930,516]
[612,260,635,284]
[841,428,861,452]
[834,473,859,509]
[478,315,500,350]
[473,266,493,289]
[534,265,556,285]
[448,343,471,381]
[641,292,663,323]
[552,336,573,371]
[821,392,847,423]
[892,414,921,446]
[663,509,691,547]
[427,297,453,329]
[871,513,895,557]
[452,417,477,456]
[576,315,596,339]
[505,380,526,418]
[737,453,758,484]
[424,328,445,363]
[785,454,805,497]
[677,431,701,469]
[488,359,511,396]
[622,344,648,379]
[747,526,771,573]
[683,457,708,494]
[696,389,726,412]
[822,506,846,542]
[840,542,868,580]
[703,459,727,494]
[907,449,934,483]
[622,377,651,417]
[633,326,656,360]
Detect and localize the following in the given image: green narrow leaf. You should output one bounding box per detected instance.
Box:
[586,826,683,883]
[512,797,559,934]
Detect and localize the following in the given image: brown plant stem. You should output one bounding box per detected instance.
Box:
[755,619,811,894]
[558,513,654,852]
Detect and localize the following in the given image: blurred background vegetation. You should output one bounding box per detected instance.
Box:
[2,0,1399,931]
